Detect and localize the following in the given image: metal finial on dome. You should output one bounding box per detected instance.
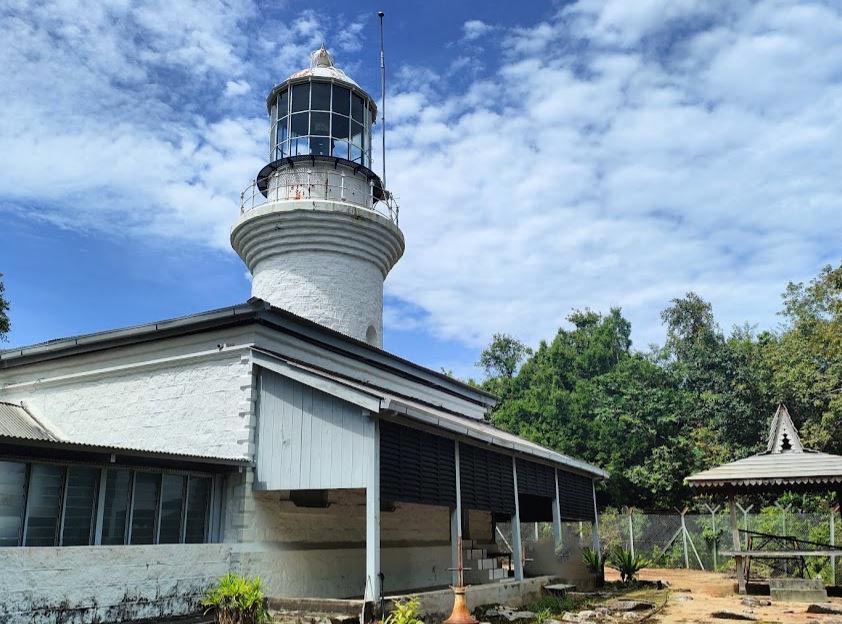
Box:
[311,44,334,69]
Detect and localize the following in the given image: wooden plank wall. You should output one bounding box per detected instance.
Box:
[255,369,373,490]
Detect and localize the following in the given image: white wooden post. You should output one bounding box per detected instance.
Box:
[365,418,381,603]
[730,495,746,594]
[591,481,601,555]
[627,507,635,558]
[552,469,562,548]
[511,457,524,581]
[451,441,463,586]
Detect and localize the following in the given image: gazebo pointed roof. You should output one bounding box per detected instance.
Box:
[685,404,842,493]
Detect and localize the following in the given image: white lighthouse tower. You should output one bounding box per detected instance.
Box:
[231,46,404,347]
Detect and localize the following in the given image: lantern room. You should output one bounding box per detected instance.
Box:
[266,46,376,167]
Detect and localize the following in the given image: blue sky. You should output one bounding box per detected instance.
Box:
[2,0,842,379]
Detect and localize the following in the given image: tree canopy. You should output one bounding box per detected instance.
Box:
[479,263,842,511]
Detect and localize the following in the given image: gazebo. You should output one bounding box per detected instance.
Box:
[685,404,842,594]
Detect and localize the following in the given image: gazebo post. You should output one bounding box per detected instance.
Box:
[729,493,746,594]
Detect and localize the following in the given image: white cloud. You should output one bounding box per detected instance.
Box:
[462,19,494,42]
[224,80,252,97]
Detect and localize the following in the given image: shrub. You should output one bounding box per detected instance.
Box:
[201,573,270,624]
[609,546,649,584]
[384,595,424,624]
[582,547,603,573]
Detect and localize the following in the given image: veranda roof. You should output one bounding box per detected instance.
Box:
[685,404,842,493]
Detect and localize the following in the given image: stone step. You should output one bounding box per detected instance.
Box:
[464,548,487,560]
[271,612,359,624]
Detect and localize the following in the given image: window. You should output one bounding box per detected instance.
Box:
[0,461,216,547]
[23,464,64,546]
[291,83,309,112]
[158,474,185,544]
[0,461,26,547]
[129,472,160,545]
[61,466,99,546]
[311,82,331,111]
[185,476,210,543]
[101,469,131,545]
[333,85,350,116]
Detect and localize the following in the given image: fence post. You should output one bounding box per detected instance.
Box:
[830,505,839,586]
[679,507,690,569]
[626,507,635,558]
[737,503,754,548]
[705,504,721,570]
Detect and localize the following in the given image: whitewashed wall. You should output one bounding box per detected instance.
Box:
[0,544,232,623]
[0,338,255,460]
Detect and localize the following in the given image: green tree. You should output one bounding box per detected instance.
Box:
[0,273,9,342]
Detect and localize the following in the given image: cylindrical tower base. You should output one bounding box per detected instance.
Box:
[231,199,404,347]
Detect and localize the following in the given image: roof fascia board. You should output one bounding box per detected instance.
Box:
[252,350,382,412]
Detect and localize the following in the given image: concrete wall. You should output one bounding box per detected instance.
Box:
[0,544,231,623]
[226,484,455,598]
[0,331,256,460]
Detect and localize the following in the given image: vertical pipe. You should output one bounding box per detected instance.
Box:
[365,417,381,603]
[830,508,836,587]
[628,508,635,558]
[712,508,718,570]
[552,469,562,548]
[451,441,463,586]
[378,11,387,190]
[511,457,524,581]
[730,495,746,594]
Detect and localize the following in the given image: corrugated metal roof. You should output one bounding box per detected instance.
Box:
[0,401,59,441]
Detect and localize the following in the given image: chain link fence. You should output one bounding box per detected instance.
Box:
[496,507,842,585]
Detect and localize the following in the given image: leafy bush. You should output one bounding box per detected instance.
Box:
[201,573,270,624]
[582,547,603,573]
[529,594,575,615]
[609,546,649,584]
[384,595,424,624]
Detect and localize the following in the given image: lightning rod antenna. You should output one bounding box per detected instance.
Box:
[378,10,387,192]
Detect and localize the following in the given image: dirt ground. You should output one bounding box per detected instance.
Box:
[603,567,842,623]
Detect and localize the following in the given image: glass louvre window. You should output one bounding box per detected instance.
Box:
[158,474,185,544]
[184,477,211,543]
[291,83,309,112]
[0,461,26,547]
[333,85,350,116]
[102,469,131,545]
[129,472,160,545]
[61,467,99,546]
[311,82,331,111]
[24,464,64,546]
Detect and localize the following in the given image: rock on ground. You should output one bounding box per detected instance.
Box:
[710,610,757,621]
[806,603,842,615]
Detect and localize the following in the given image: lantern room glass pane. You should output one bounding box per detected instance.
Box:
[351,122,364,148]
[102,469,131,545]
[351,144,362,164]
[290,113,308,138]
[310,112,330,136]
[291,83,309,112]
[0,461,26,547]
[129,472,160,545]
[158,474,185,544]
[184,477,210,543]
[311,82,331,111]
[61,466,99,546]
[291,137,310,156]
[332,140,350,159]
[24,464,64,546]
[332,114,349,141]
[311,137,330,156]
[333,85,350,116]
[278,89,289,116]
[351,94,364,122]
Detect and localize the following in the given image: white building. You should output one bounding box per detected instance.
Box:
[0,47,607,623]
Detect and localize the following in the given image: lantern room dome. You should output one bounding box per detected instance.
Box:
[284,45,362,89]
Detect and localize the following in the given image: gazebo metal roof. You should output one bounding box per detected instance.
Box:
[685,404,842,493]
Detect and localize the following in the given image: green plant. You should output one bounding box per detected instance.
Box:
[201,573,270,624]
[384,595,423,624]
[609,546,649,584]
[535,607,553,624]
[582,547,604,573]
[529,595,575,615]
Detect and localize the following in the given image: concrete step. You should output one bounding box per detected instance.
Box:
[464,548,487,560]
[769,578,828,603]
[271,612,359,624]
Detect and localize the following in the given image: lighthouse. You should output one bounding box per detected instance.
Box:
[231,46,404,347]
